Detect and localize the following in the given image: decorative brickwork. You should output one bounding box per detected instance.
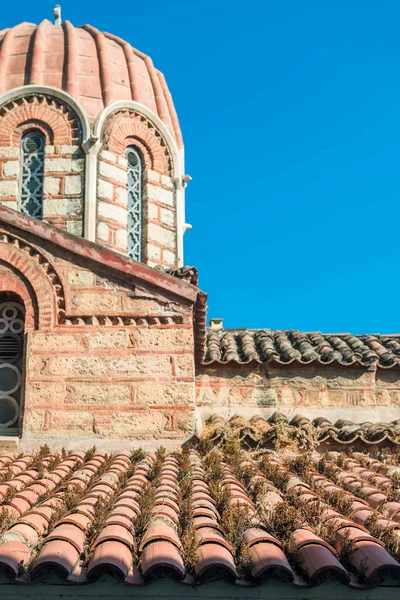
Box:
[103,110,172,174]
[195,361,400,428]
[0,229,65,327]
[0,95,85,235]
[97,109,177,267]
[0,214,197,442]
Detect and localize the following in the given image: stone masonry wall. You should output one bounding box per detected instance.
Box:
[0,95,85,235]
[195,363,400,426]
[0,221,195,444]
[98,109,177,267]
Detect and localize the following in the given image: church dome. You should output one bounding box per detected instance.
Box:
[0,19,182,147]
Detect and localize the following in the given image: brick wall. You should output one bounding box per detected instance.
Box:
[0,95,85,235]
[0,220,195,442]
[98,109,178,267]
[195,363,400,425]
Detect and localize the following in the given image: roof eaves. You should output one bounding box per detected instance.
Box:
[0,205,199,305]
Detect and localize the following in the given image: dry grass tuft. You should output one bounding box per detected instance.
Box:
[220,503,254,577]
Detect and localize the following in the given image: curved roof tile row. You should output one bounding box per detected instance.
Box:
[0,444,398,587]
[205,329,400,368]
[204,414,400,448]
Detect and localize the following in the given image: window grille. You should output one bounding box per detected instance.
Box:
[0,301,24,432]
[19,132,45,219]
[126,146,143,261]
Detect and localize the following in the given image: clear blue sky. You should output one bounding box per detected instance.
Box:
[3,1,400,333]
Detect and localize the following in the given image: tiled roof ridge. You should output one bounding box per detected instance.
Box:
[204,328,400,368]
[204,413,400,448]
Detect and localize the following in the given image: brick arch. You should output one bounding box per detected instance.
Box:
[0,265,37,330]
[102,110,172,175]
[0,95,82,146]
[0,231,67,329]
[14,120,54,146]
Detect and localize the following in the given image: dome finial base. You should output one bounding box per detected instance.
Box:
[54,5,62,26]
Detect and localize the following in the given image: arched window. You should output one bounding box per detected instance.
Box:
[0,295,25,433]
[126,146,143,261]
[19,131,45,219]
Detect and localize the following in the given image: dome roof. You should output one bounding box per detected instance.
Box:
[0,20,182,147]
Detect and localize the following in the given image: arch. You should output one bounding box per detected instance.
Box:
[94,101,184,179]
[0,268,36,330]
[0,85,91,143]
[0,90,87,237]
[94,102,186,266]
[100,109,171,175]
[0,95,82,147]
[0,232,66,329]
[0,291,25,433]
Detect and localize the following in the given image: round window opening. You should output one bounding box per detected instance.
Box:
[127,149,139,168]
[0,396,19,428]
[0,364,21,395]
[23,133,45,153]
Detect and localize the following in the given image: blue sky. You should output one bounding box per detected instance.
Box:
[3,1,400,333]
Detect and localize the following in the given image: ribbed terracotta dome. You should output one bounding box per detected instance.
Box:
[0,20,182,147]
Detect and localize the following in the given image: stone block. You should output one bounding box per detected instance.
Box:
[45,158,72,173]
[0,180,17,197]
[136,382,195,406]
[44,176,61,195]
[100,149,117,163]
[97,221,109,241]
[70,291,122,313]
[30,333,83,352]
[111,410,163,438]
[98,200,127,224]
[60,145,80,155]
[160,208,175,227]
[41,410,94,434]
[133,328,192,350]
[43,198,82,216]
[143,170,160,184]
[109,354,172,377]
[144,202,159,221]
[148,223,176,248]
[64,383,132,406]
[144,183,174,207]
[3,160,19,177]
[0,147,19,158]
[173,355,194,378]
[161,175,174,188]
[98,178,114,200]
[147,244,161,262]
[64,175,82,195]
[67,270,95,286]
[66,220,83,236]
[162,249,176,265]
[116,186,128,205]
[88,330,129,350]
[71,158,85,173]
[115,228,127,249]
[99,160,126,184]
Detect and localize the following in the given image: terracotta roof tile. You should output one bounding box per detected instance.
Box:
[0,20,183,146]
[0,443,399,589]
[205,329,400,368]
[201,413,400,449]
